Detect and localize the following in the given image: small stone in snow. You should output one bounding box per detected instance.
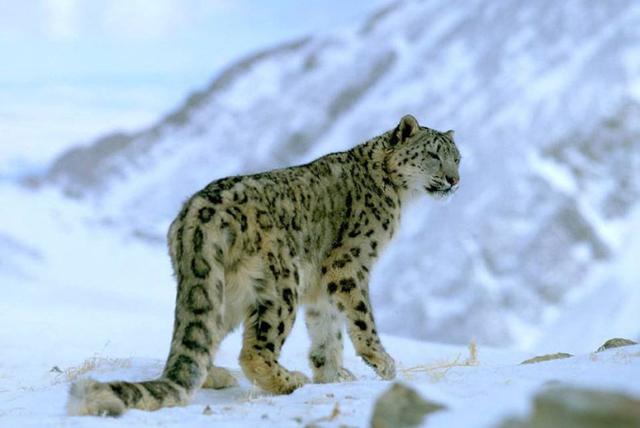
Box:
[500,385,640,428]
[370,382,445,428]
[520,353,573,364]
[595,338,638,353]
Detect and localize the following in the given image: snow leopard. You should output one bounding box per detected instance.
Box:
[67,114,461,416]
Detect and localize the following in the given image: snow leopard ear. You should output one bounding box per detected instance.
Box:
[390,114,420,146]
[444,130,455,139]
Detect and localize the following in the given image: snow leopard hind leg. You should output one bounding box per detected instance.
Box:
[238,241,310,394]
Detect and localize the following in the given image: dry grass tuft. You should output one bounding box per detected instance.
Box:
[52,354,131,384]
[466,339,479,366]
[401,339,479,382]
[305,402,341,426]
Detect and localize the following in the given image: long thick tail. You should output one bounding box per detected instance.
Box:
[67,196,226,416]
[66,376,191,417]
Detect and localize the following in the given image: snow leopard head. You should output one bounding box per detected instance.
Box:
[387,114,461,198]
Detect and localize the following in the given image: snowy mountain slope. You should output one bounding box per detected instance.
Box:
[530,104,640,353]
[19,0,640,348]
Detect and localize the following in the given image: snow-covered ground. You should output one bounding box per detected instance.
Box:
[2,287,639,427]
[1,183,639,427]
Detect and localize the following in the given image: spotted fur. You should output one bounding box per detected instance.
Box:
[67,115,461,416]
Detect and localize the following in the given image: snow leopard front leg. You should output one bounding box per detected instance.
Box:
[320,249,396,380]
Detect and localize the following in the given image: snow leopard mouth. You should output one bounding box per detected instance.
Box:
[425,185,457,198]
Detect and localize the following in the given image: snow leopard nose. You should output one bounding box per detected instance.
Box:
[446,175,459,186]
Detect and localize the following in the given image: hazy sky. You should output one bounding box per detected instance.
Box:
[0,0,382,83]
[0,0,385,172]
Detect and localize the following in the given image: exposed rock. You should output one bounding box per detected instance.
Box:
[370,383,445,428]
[596,338,638,353]
[520,353,573,365]
[500,385,640,428]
